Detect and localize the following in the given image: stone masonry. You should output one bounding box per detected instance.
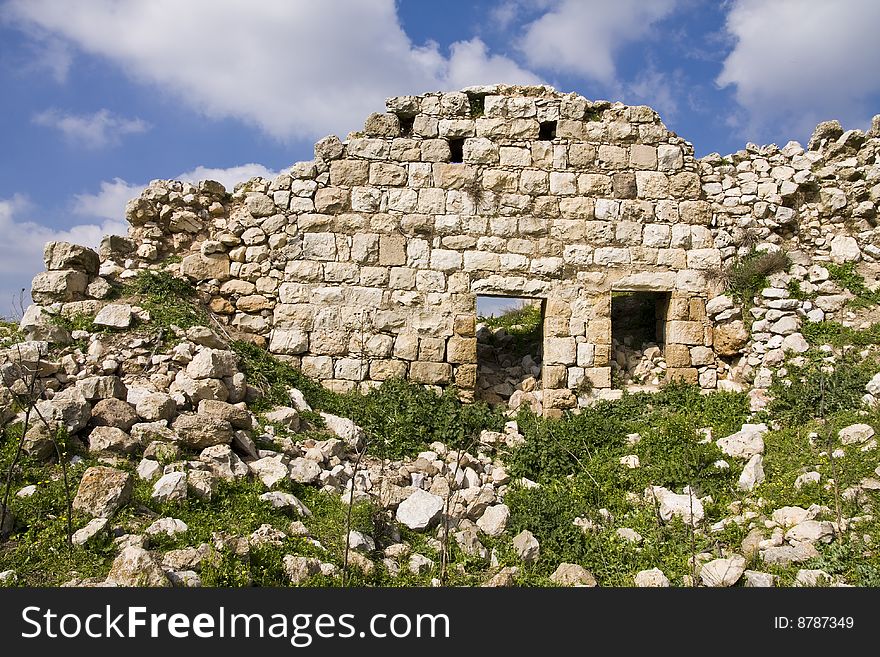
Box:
[27,85,880,412]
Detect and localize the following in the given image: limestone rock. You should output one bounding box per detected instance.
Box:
[549,563,597,587]
[72,518,108,546]
[319,413,365,449]
[717,423,767,459]
[172,413,234,449]
[199,445,248,481]
[186,348,238,379]
[647,486,705,526]
[136,393,177,422]
[151,472,188,503]
[839,423,875,445]
[93,303,133,329]
[396,488,444,531]
[107,547,171,587]
[259,491,311,516]
[73,466,132,517]
[634,568,670,587]
[700,555,746,587]
[91,398,139,431]
[476,504,510,537]
[743,570,775,587]
[248,456,289,488]
[88,426,141,455]
[44,241,100,274]
[146,517,188,537]
[737,454,765,491]
[512,529,540,564]
[283,556,322,584]
[713,320,749,356]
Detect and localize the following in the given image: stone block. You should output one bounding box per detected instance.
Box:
[666,368,699,384]
[664,344,691,367]
[666,321,704,345]
[379,234,406,266]
[447,336,477,364]
[409,361,452,385]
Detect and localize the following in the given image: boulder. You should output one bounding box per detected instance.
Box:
[647,486,704,526]
[737,454,765,491]
[759,542,819,566]
[197,399,253,430]
[700,555,746,587]
[634,568,670,587]
[259,491,311,516]
[743,571,775,587]
[829,235,861,264]
[90,398,138,431]
[476,504,510,537]
[186,348,238,379]
[839,423,875,445]
[72,518,108,546]
[347,530,376,553]
[34,388,91,434]
[248,456,290,488]
[76,376,127,401]
[73,466,132,517]
[151,472,188,503]
[199,445,248,481]
[785,520,835,544]
[396,489,444,531]
[172,414,234,448]
[19,305,71,343]
[146,517,188,537]
[717,423,767,459]
[44,241,100,274]
[135,393,177,422]
[289,457,322,484]
[263,406,300,431]
[713,320,749,356]
[93,304,133,329]
[512,530,540,564]
[549,563,597,587]
[106,547,170,587]
[283,556,322,584]
[319,413,365,449]
[87,426,141,455]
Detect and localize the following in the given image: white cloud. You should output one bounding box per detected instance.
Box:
[717,0,880,139]
[32,108,149,149]
[0,195,126,317]
[175,163,280,192]
[72,178,144,221]
[519,0,678,82]
[6,0,541,140]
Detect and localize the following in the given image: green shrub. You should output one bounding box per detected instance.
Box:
[124,270,207,331]
[725,249,791,304]
[230,340,335,412]
[767,353,875,425]
[325,378,504,459]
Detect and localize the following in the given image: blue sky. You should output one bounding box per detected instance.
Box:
[1,0,879,317]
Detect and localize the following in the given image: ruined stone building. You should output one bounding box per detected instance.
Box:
[26,85,880,413]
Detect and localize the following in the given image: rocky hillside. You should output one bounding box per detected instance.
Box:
[1,261,879,587]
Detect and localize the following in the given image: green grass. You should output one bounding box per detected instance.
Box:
[801,320,880,348]
[0,320,23,349]
[826,262,880,309]
[124,269,208,331]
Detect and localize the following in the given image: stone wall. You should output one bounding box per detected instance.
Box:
[26,85,880,411]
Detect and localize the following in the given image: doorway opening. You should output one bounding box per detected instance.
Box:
[475,295,544,409]
[610,291,670,389]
